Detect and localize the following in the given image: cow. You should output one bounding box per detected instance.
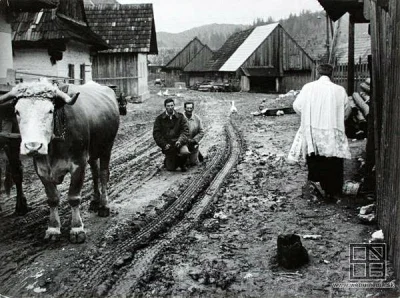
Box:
[2,79,120,243]
[0,91,28,215]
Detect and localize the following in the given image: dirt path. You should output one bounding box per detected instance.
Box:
[0,88,398,297]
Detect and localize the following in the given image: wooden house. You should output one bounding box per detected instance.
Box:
[85,3,158,101]
[162,37,211,87]
[191,23,316,93]
[10,0,109,84]
[318,0,400,280]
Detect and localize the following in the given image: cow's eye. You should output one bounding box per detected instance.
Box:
[15,110,20,116]
[49,110,53,114]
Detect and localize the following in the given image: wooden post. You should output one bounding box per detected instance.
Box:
[348,15,355,95]
[325,12,330,60]
[275,77,280,93]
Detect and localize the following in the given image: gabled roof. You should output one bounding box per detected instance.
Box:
[164,37,205,69]
[85,3,158,54]
[220,23,279,71]
[206,28,254,71]
[183,45,214,72]
[11,0,109,50]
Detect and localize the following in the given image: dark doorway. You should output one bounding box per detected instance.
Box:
[250,77,276,93]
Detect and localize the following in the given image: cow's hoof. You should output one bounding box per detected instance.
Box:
[98,206,110,217]
[70,228,86,244]
[89,200,99,212]
[44,228,61,241]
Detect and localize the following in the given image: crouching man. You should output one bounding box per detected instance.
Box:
[153,98,190,172]
[183,101,204,166]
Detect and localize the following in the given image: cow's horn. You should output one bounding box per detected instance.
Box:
[55,89,80,105]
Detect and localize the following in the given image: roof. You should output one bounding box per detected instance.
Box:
[11,0,109,50]
[220,23,279,71]
[83,0,117,4]
[335,33,370,64]
[316,0,367,22]
[206,27,254,71]
[85,3,158,54]
[183,45,214,72]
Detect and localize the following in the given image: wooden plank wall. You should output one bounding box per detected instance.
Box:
[91,53,139,97]
[165,38,203,69]
[242,27,314,76]
[281,70,313,92]
[368,0,400,277]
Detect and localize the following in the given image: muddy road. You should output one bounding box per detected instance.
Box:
[0,88,398,297]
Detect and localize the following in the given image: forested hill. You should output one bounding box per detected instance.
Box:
[152,10,331,65]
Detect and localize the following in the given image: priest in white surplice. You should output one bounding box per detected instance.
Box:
[289,64,352,201]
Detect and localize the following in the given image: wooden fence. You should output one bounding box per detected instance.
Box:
[332,61,369,92]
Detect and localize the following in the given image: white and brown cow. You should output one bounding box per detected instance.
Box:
[3,79,120,243]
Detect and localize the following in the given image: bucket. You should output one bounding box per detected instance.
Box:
[342,180,360,195]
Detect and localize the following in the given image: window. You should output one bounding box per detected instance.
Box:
[68,64,75,84]
[80,64,85,85]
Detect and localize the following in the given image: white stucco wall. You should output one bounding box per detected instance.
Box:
[0,12,13,82]
[14,40,93,84]
[138,53,149,101]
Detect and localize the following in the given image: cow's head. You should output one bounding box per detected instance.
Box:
[2,79,79,155]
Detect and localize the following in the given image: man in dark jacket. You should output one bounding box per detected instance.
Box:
[153,98,190,172]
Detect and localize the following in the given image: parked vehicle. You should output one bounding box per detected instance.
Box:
[154,79,165,87]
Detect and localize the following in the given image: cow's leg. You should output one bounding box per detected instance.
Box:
[88,158,101,212]
[98,153,111,217]
[41,181,61,240]
[68,164,86,244]
[4,142,28,215]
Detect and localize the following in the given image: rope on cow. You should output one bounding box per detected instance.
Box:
[53,107,67,141]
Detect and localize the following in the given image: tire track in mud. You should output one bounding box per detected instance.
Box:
[58,120,242,298]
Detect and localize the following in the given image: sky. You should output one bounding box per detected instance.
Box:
[118,0,324,33]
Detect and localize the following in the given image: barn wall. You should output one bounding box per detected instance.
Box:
[241,26,314,73]
[280,29,314,71]
[165,38,204,69]
[137,53,149,100]
[368,0,400,279]
[92,52,140,100]
[241,28,279,70]
[281,70,313,92]
[14,40,92,83]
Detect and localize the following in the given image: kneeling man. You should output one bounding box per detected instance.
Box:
[183,101,204,166]
[153,98,190,172]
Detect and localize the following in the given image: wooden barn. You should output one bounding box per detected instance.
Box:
[10,0,109,84]
[162,37,212,87]
[85,3,158,101]
[190,23,316,93]
[318,0,400,281]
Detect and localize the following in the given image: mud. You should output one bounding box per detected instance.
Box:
[0,87,398,297]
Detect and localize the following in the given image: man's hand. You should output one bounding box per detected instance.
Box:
[164,144,171,150]
[175,141,181,148]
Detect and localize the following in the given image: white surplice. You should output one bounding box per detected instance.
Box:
[288,76,352,161]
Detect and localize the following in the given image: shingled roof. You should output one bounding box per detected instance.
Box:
[335,33,370,64]
[205,27,254,71]
[11,0,109,50]
[85,4,158,54]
